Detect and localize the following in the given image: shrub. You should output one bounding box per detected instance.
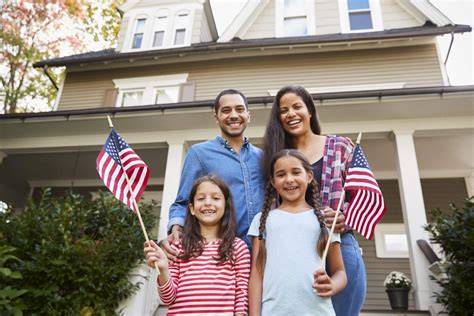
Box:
[0,189,157,315]
[425,197,474,315]
[0,242,28,315]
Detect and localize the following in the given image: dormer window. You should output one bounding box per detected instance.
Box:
[338,0,383,33]
[132,18,147,49]
[173,12,189,46]
[152,10,168,47]
[276,0,315,37]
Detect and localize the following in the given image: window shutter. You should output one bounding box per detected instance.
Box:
[103,89,118,107]
[179,82,195,102]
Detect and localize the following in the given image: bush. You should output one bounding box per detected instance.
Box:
[425,197,474,316]
[0,189,157,315]
[0,242,28,315]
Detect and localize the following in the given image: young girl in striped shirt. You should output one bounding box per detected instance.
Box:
[144,174,251,315]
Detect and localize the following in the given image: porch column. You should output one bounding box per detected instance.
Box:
[0,152,7,164]
[143,140,186,316]
[465,171,474,197]
[392,130,432,311]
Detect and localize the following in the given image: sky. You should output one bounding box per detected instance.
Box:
[211,0,474,85]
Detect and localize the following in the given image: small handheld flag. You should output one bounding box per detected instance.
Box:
[96,128,150,212]
[97,117,160,276]
[344,144,386,240]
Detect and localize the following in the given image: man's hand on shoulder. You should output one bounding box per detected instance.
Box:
[158,225,182,262]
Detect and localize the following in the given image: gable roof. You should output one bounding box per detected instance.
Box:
[218,0,454,43]
[34,24,471,68]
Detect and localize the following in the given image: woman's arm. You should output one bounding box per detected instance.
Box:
[313,242,347,297]
[248,237,264,316]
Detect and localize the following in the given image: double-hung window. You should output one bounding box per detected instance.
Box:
[339,0,383,32]
[132,18,147,49]
[276,0,315,37]
[153,10,168,48]
[174,11,189,45]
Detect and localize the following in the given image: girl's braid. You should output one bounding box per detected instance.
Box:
[256,182,275,272]
[309,179,329,257]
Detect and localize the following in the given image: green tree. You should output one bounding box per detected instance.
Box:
[0,189,157,315]
[425,197,474,315]
[0,0,124,114]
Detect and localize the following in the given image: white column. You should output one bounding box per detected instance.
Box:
[143,140,186,316]
[465,172,474,197]
[158,140,186,240]
[0,152,7,164]
[392,130,433,311]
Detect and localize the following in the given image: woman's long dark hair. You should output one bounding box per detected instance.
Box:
[256,149,328,272]
[180,174,237,264]
[262,85,322,182]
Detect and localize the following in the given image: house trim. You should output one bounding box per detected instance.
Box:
[2,85,473,120]
[34,24,471,68]
[338,0,384,33]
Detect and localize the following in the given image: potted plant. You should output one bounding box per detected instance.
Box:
[384,271,412,311]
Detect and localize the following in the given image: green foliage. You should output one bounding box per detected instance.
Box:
[425,197,474,316]
[0,242,28,315]
[0,189,157,315]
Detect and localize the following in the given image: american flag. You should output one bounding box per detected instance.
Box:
[96,128,150,212]
[345,144,387,239]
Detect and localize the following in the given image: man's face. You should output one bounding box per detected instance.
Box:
[214,94,250,139]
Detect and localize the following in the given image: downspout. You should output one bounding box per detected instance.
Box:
[444,32,454,65]
[42,65,59,91]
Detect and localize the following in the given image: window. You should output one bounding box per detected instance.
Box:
[374,224,409,258]
[132,18,147,49]
[338,0,383,33]
[152,10,168,48]
[276,0,315,37]
[121,91,143,107]
[154,86,180,104]
[113,74,189,107]
[173,12,189,45]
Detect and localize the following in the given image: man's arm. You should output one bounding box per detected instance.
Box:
[160,147,204,259]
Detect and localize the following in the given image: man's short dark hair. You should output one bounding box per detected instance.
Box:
[213,89,248,114]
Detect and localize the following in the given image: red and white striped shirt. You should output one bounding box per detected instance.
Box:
[158,238,250,315]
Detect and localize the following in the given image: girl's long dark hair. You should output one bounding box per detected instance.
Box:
[180,174,236,264]
[262,85,322,182]
[256,149,328,272]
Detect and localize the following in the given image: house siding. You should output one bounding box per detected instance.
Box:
[241,0,276,40]
[360,178,468,310]
[240,0,421,40]
[380,0,421,30]
[58,44,443,110]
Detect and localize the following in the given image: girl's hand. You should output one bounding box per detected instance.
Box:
[313,269,335,297]
[323,207,345,233]
[144,240,169,271]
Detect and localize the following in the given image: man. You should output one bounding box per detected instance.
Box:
[160,89,264,259]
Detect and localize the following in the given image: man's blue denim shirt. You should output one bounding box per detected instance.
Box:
[168,136,264,247]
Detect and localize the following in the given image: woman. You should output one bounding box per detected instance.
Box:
[262,85,366,316]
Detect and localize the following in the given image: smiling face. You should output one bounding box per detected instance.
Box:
[215,94,250,139]
[189,181,226,228]
[278,92,312,137]
[271,155,313,205]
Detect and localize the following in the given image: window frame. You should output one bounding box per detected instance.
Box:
[338,0,383,33]
[275,0,316,38]
[152,9,169,48]
[374,223,409,258]
[172,10,190,47]
[113,74,189,108]
[131,16,148,49]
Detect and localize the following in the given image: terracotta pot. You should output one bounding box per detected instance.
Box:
[386,288,409,311]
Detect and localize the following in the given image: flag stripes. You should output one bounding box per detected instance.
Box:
[96,128,150,212]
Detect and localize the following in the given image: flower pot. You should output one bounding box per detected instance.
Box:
[386,288,409,311]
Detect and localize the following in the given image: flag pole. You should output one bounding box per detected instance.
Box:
[320,132,362,269]
[107,116,161,276]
